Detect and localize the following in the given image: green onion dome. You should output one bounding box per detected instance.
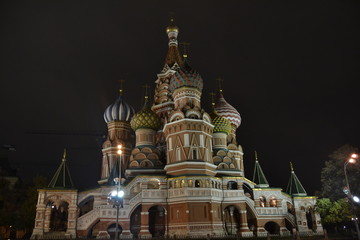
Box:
[130,98,162,131]
[211,111,232,135]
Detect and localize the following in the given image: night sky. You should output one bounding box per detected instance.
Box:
[1,1,359,194]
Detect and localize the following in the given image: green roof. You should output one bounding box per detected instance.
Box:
[253,160,269,188]
[286,163,307,197]
[48,150,74,189]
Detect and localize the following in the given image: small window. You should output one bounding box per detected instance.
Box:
[270,197,277,207]
[176,148,181,161]
[193,149,197,160]
[259,196,266,207]
[227,181,238,190]
[195,180,202,188]
[181,180,185,188]
[188,179,193,187]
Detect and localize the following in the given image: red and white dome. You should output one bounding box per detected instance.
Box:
[215,94,241,128]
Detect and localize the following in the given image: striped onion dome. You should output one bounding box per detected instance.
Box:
[130,99,162,131]
[104,95,135,123]
[215,94,241,128]
[210,111,232,135]
[169,64,203,92]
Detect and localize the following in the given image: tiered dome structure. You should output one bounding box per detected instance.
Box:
[104,94,135,123]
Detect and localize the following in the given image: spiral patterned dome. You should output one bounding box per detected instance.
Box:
[215,94,241,128]
[104,95,135,123]
[211,111,232,135]
[169,65,203,92]
[130,101,162,131]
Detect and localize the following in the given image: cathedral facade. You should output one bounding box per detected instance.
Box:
[31,21,323,239]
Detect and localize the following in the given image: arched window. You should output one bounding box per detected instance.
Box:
[259,196,266,207]
[227,181,238,190]
[188,179,193,187]
[148,179,160,189]
[192,148,198,160]
[205,180,210,188]
[180,179,185,188]
[270,197,277,207]
[195,180,202,188]
[176,148,181,161]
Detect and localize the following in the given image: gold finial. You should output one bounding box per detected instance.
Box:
[166,17,179,33]
[209,92,216,108]
[142,84,150,102]
[62,148,66,161]
[216,78,224,94]
[180,42,190,59]
[290,162,294,171]
[255,150,258,161]
[118,80,125,96]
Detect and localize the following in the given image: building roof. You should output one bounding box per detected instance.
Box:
[104,94,135,123]
[48,149,75,189]
[286,162,307,197]
[215,93,241,129]
[252,151,269,188]
[210,110,232,135]
[169,65,203,92]
[130,96,162,131]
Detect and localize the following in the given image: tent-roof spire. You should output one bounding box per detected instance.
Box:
[252,151,269,188]
[48,148,75,189]
[286,162,307,196]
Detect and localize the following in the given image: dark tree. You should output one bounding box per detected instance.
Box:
[319,145,360,200]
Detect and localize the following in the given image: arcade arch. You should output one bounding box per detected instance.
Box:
[264,221,280,235]
[148,205,166,237]
[223,205,240,235]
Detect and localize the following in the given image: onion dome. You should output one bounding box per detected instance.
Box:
[130,97,162,131]
[169,64,203,92]
[104,94,135,123]
[210,111,232,135]
[166,18,179,34]
[215,94,241,128]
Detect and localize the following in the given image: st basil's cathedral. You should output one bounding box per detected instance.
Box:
[31,21,324,239]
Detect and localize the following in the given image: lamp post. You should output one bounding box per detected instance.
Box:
[343,153,360,240]
[107,144,125,240]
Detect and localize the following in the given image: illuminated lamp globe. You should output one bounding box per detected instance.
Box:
[349,158,356,164]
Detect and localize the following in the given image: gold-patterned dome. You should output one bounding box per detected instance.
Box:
[211,111,232,135]
[130,100,162,131]
[166,18,179,33]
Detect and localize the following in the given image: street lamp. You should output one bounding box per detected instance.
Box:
[107,144,125,240]
[343,153,360,240]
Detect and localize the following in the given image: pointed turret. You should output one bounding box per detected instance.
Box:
[286,162,307,196]
[48,149,75,189]
[252,151,269,188]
